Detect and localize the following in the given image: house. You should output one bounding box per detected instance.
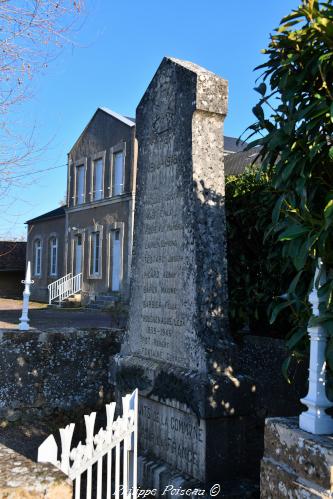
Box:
[26,207,66,302]
[0,241,27,298]
[26,107,137,304]
[26,106,249,305]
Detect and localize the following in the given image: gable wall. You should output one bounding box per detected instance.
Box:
[67,110,136,206]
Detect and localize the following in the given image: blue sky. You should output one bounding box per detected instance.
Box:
[2,0,298,239]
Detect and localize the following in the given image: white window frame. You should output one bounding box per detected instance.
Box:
[75,233,83,275]
[74,158,87,206]
[109,142,126,197]
[89,226,103,279]
[90,151,106,202]
[67,157,73,207]
[111,230,121,291]
[34,238,42,277]
[70,230,85,276]
[107,222,124,291]
[49,237,58,277]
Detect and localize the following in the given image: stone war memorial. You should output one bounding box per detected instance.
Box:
[112,57,302,495]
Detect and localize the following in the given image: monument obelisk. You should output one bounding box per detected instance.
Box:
[113,57,254,491]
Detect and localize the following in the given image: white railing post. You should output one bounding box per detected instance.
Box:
[299,258,333,434]
[19,261,34,331]
[129,389,138,499]
[59,424,75,475]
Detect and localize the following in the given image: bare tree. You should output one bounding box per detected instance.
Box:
[0,0,83,180]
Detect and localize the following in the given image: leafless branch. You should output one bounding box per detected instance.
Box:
[0,0,83,179]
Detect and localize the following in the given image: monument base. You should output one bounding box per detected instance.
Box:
[138,453,259,498]
[111,353,258,487]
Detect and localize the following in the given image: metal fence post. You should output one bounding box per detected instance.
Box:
[19,261,34,331]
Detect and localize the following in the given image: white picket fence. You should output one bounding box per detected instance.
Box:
[48,272,82,304]
[38,389,138,499]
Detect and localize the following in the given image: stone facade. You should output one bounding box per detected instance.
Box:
[66,108,137,302]
[26,108,137,303]
[26,209,66,302]
[261,417,333,498]
[0,327,123,421]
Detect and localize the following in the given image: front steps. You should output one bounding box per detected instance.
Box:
[88,294,120,310]
[48,293,82,309]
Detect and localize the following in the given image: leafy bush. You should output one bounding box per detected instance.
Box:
[243,0,333,379]
[226,165,297,338]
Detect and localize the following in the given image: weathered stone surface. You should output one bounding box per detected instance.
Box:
[123,56,231,372]
[260,417,333,498]
[114,56,254,491]
[261,457,331,498]
[0,442,72,498]
[0,327,123,419]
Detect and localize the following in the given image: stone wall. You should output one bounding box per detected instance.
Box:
[0,442,72,498]
[261,417,333,498]
[0,327,123,421]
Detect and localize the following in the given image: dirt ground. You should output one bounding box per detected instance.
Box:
[0,298,115,330]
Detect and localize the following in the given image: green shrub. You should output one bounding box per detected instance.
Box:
[243,0,333,381]
[226,165,296,337]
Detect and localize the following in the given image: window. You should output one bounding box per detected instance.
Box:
[93,158,103,201]
[34,239,42,276]
[111,230,121,291]
[76,164,85,205]
[49,237,58,276]
[112,152,124,196]
[90,231,101,276]
[75,234,82,275]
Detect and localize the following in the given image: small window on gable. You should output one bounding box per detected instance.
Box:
[49,237,58,276]
[93,158,103,201]
[76,164,85,205]
[112,152,124,196]
[34,239,42,276]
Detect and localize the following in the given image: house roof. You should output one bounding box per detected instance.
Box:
[68,107,135,155]
[0,241,26,271]
[224,136,247,154]
[99,108,135,127]
[224,148,261,176]
[25,206,66,225]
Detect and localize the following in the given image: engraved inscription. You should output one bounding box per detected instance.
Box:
[138,397,206,481]
[136,141,190,365]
